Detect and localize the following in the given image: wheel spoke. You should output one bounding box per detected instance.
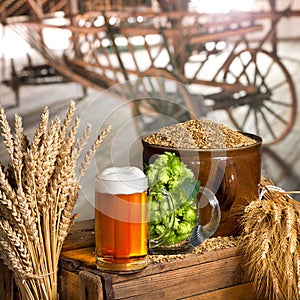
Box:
[241,105,252,129]
[249,55,280,96]
[147,77,159,98]
[236,54,253,85]
[261,102,288,125]
[267,98,293,107]
[252,63,269,91]
[261,59,275,79]
[269,79,289,91]
[254,108,260,136]
[158,77,167,99]
[227,69,239,84]
[258,106,277,140]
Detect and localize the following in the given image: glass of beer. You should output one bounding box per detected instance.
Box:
[95,166,148,273]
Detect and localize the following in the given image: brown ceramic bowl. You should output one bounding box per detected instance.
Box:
[142,132,262,237]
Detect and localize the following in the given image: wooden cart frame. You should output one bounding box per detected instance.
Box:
[3,3,299,145]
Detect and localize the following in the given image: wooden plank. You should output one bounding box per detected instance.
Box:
[70,219,94,232]
[112,256,248,299]
[60,246,242,277]
[62,220,95,251]
[187,282,258,300]
[120,27,161,36]
[59,269,81,300]
[61,247,96,268]
[79,269,104,300]
[113,247,243,282]
[188,25,263,45]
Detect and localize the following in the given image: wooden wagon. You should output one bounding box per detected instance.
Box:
[1,0,300,145]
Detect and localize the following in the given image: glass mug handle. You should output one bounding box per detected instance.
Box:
[188,187,221,247]
[148,188,175,248]
[149,187,221,250]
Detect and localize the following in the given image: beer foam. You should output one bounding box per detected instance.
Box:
[96,167,148,194]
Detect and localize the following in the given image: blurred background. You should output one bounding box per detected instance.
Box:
[1,0,300,219]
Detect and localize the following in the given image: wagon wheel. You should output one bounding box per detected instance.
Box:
[125,68,206,135]
[223,48,297,145]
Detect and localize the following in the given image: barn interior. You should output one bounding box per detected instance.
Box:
[1,0,300,220]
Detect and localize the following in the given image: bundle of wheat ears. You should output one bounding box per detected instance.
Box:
[0,101,110,300]
[240,182,300,300]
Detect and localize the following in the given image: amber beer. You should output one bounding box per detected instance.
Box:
[95,167,148,273]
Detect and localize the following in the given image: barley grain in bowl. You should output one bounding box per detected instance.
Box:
[143,119,257,149]
[143,119,262,237]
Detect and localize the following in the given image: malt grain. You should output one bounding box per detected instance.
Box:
[143,119,256,149]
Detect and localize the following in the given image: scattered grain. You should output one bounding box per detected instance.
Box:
[149,236,240,264]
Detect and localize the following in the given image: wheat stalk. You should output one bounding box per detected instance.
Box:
[0,106,14,162]
[240,183,300,300]
[72,123,92,161]
[0,101,111,300]
[78,125,111,181]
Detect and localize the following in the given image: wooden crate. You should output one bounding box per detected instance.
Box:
[0,220,262,300]
[58,220,261,300]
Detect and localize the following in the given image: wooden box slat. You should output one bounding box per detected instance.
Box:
[112,257,246,299]
[59,241,261,300]
[62,219,95,251]
[79,270,104,300]
[189,282,258,300]
[59,270,81,300]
